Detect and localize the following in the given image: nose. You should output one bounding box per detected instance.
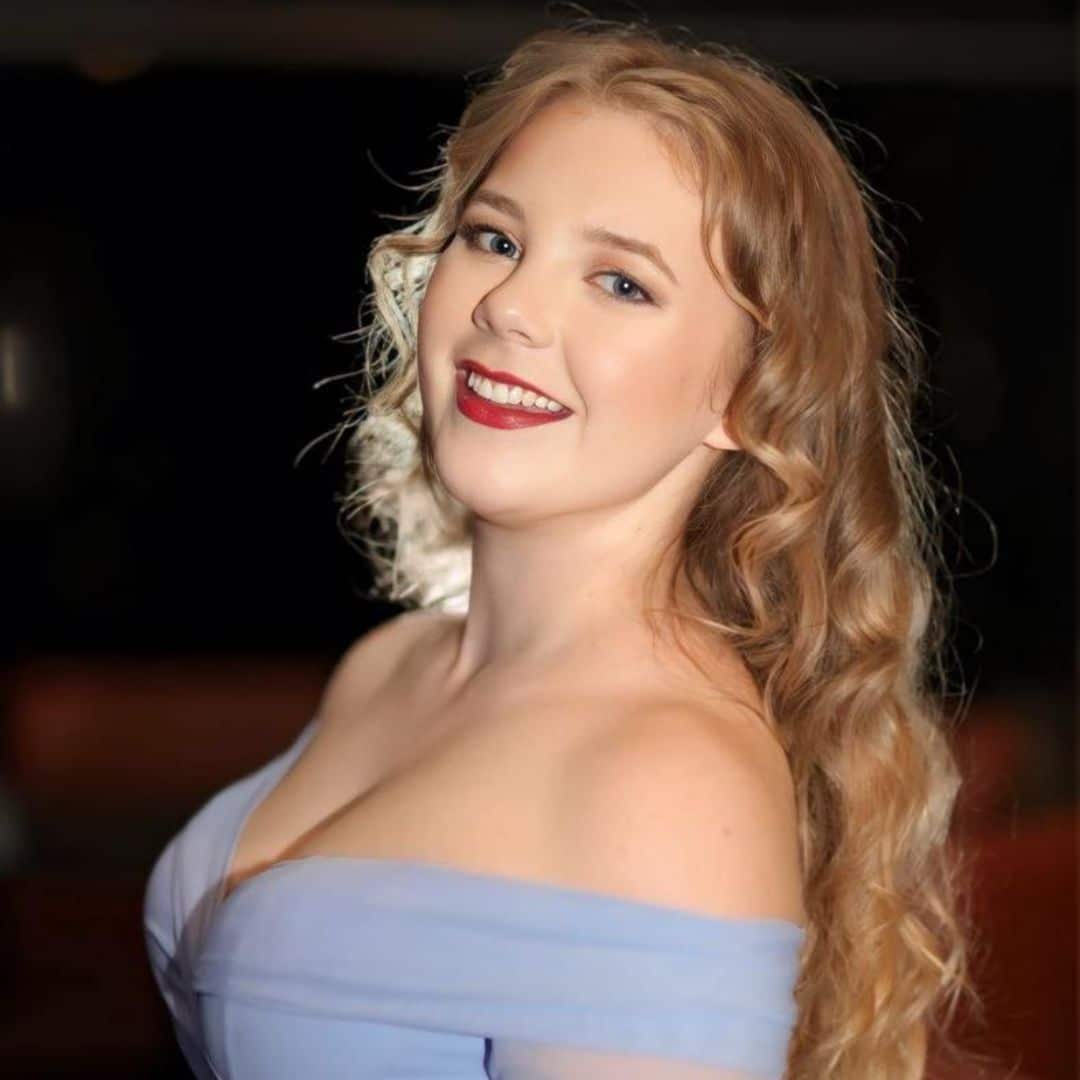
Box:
[471,260,555,349]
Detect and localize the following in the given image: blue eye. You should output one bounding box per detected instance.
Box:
[594,271,652,305]
[457,220,654,306]
[458,222,519,259]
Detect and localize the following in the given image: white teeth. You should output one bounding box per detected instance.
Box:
[466,370,566,413]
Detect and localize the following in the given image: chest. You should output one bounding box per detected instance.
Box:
[221,614,778,902]
[222,674,592,898]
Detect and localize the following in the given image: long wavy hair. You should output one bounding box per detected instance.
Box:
[334,16,985,1079]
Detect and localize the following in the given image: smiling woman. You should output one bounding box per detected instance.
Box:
[144,15,979,1080]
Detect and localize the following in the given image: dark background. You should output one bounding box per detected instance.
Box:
[0,2,1074,1077]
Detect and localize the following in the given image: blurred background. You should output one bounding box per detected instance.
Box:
[0,1,1075,1077]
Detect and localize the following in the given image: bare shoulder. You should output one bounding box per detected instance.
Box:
[315,608,452,733]
[561,702,806,927]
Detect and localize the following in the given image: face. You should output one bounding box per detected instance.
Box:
[417,95,752,530]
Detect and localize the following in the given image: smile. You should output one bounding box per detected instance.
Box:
[455,368,572,430]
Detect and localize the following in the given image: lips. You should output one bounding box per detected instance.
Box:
[455,359,561,405]
[454,366,571,430]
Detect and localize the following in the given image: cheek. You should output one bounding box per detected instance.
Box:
[417,264,461,383]
[581,330,701,425]
[574,329,719,480]
[417,262,450,347]
[580,365,690,479]
[420,249,470,322]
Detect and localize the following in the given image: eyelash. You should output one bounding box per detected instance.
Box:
[456,220,655,307]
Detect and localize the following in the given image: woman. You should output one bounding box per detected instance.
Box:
[144,18,977,1080]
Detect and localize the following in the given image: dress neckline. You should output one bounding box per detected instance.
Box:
[221,852,808,934]
[217,717,807,936]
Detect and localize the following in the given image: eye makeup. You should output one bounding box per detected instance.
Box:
[456,219,656,306]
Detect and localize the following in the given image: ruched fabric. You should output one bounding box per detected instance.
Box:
[144,718,805,1080]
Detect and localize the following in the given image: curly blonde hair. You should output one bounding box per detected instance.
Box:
[334,16,986,1079]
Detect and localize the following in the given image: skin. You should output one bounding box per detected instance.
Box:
[417,94,756,700]
[222,101,802,917]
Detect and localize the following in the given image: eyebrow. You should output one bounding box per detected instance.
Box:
[467,188,679,287]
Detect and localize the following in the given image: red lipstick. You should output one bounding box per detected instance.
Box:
[454,360,571,431]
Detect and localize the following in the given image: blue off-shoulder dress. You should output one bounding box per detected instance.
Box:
[143,716,805,1080]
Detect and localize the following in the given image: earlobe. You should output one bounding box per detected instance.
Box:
[704,418,739,453]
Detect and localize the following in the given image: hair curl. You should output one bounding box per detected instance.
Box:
[333,15,987,1079]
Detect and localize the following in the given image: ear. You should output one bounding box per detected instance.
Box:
[703,414,740,452]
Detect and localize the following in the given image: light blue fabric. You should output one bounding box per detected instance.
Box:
[144,717,805,1079]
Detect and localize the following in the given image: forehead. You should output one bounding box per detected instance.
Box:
[480,96,705,245]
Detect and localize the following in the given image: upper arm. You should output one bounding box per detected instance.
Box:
[488,1040,768,1079]
[562,708,805,927]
